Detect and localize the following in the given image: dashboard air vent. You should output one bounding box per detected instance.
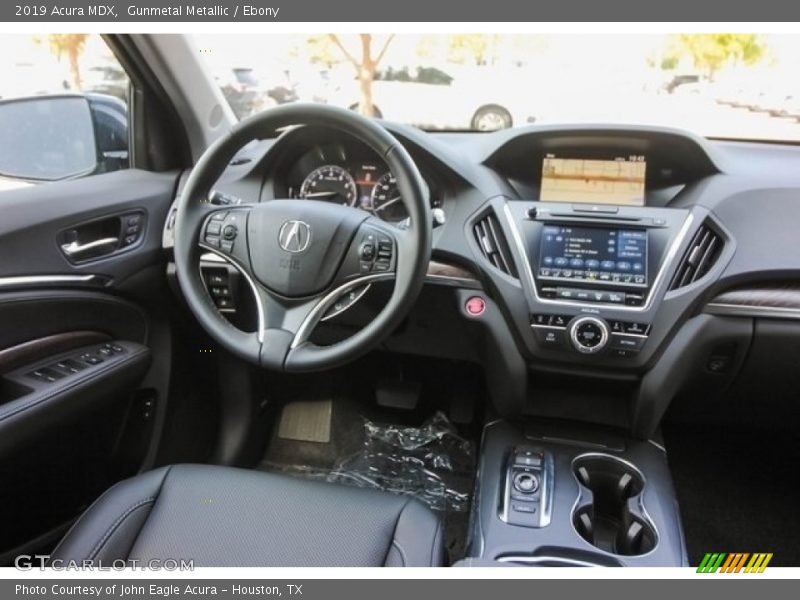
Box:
[473,212,518,278]
[669,223,723,290]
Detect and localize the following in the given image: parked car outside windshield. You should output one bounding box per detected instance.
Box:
[194,33,800,141]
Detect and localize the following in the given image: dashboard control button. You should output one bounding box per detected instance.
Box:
[610,320,624,333]
[607,291,626,303]
[569,316,610,354]
[625,293,644,306]
[624,322,649,335]
[465,296,486,316]
[533,327,565,348]
[532,314,549,326]
[611,334,646,351]
[551,315,568,327]
[557,288,576,300]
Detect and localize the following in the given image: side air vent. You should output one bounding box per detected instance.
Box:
[669,223,723,290]
[473,212,519,278]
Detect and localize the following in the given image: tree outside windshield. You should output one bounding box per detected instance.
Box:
[194,33,800,141]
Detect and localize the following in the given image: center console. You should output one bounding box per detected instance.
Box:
[470,421,687,566]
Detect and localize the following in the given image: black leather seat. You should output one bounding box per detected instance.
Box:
[51,464,444,567]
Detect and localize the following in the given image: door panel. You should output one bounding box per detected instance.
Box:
[0,168,179,561]
[0,169,176,286]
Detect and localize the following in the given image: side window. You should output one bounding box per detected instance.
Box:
[416,67,453,86]
[0,34,130,193]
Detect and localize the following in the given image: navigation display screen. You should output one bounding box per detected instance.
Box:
[538,225,648,287]
[540,153,646,206]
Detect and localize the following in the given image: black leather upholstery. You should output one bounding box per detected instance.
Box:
[52,464,445,567]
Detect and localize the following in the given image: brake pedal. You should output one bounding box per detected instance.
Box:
[375,379,421,410]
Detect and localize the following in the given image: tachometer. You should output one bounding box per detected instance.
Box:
[299,165,357,206]
[370,172,406,222]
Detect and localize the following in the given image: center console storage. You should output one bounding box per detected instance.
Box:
[470,420,686,566]
[572,454,657,556]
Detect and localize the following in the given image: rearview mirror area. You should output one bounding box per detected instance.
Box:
[0,95,98,182]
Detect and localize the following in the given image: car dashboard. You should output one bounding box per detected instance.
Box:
[163,119,800,437]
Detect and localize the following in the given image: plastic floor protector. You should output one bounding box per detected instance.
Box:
[328,412,475,513]
[267,411,475,514]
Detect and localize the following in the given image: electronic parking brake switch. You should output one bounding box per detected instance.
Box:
[501,446,553,528]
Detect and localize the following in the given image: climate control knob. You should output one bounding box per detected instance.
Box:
[569,316,610,354]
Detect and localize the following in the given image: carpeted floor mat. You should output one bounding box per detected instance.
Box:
[277,399,333,443]
[663,423,800,567]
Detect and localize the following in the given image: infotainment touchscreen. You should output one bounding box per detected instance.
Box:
[539,153,646,206]
[538,225,648,287]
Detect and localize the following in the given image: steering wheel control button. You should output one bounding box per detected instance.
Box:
[206,222,222,236]
[222,225,238,240]
[371,236,394,271]
[465,296,486,317]
[569,316,610,354]
[513,472,540,494]
[359,242,375,261]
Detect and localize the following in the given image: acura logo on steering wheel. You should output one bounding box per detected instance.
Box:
[278,220,312,253]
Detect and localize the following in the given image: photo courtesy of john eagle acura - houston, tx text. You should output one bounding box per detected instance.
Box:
[0,30,798,572]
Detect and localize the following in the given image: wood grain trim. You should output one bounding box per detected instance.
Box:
[426,260,480,284]
[709,283,800,311]
[0,331,110,375]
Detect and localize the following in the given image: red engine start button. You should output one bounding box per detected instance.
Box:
[465,296,486,316]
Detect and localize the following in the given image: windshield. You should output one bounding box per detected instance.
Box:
[195,33,800,142]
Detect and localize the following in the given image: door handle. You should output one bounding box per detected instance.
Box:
[60,237,119,258]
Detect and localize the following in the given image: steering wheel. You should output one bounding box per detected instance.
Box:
[174,104,432,372]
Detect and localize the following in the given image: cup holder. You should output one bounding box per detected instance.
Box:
[571,454,657,556]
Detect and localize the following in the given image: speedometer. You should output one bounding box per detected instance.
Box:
[299,165,357,206]
[370,172,406,222]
